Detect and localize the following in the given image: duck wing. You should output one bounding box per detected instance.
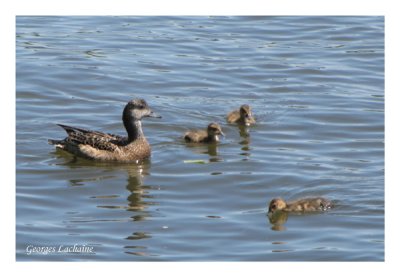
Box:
[57,124,125,151]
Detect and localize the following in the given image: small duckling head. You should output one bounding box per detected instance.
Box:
[207,123,225,139]
[315,198,333,211]
[239,104,254,126]
[268,198,287,214]
[123,98,161,122]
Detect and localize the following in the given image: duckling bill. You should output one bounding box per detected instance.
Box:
[227,104,256,126]
[48,98,161,162]
[184,123,224,143]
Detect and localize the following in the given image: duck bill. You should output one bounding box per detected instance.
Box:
[148,111,162,118]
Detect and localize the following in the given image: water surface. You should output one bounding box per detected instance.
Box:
[16,16,384,261]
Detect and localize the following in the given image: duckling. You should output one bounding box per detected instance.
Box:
[226,104,256,126]
[268,197,332,214]
[184,123,225,143]
[48,98,161,162]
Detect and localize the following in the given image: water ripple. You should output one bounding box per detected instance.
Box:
[16,16,384,261]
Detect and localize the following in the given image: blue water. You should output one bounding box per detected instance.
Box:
[16,16,384,261]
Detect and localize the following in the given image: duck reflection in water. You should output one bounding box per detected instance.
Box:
[238,124,251,139]
[237,124,252,161]
[268,211,289,231]
[125,163,152,217]
[97,162,153,222]
[184,142,223,163]
[227,105,255,159]
[50,151,154,221]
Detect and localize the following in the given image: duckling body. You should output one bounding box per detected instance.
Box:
[184,123,224,143]
[226,104,256,126]
[268,197,332,214]
[48,99,160,162]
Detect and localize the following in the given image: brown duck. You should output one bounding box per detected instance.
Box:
[226,104,256,126]
[184,123,225,143]
[268,197,332,214]
[48,98,161,162]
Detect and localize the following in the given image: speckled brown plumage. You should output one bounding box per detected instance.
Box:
[184,122,224,143]
[226,104,256,126]
[268,197,332,214]
[48,99,160,162]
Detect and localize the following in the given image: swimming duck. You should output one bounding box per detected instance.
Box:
[226,104,256,126]
[48,98,161,162]
[268,197,332,214]
[184,123,225,143]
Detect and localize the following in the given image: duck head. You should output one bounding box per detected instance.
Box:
[123,98,161,122]
[239,104,254,126]
[207,122,225,139]
[268,198,287,214]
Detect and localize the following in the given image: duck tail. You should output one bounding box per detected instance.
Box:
[57,124,90,135]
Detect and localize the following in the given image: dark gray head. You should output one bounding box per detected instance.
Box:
[122,99,161,122]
